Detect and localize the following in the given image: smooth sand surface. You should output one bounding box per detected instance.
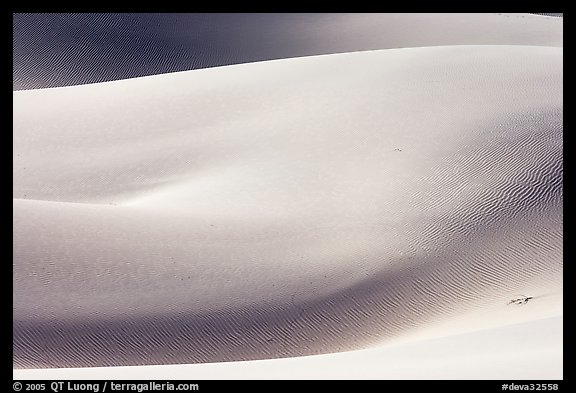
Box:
[13,14,562,379]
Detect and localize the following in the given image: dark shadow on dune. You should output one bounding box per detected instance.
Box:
[12,13,375,90]
[13,205,562,368]
[530,13,563,17]
[13,13,563,90]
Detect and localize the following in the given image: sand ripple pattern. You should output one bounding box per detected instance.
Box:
[13,44,562,368]
[13,13,562,90]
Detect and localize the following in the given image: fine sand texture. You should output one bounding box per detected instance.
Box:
[13,13,562,90]
[13,14,562,379]
[14,316,562,380]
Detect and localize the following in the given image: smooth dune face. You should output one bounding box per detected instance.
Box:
[13,43,562,371]
[13,13,563,90]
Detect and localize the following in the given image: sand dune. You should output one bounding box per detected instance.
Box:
[13,44,562,373]
[13,13,562,90]
[14,316,563,380]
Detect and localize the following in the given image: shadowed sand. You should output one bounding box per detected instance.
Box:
[13,13,562,90]
[13,44,562,372]
[14,316,563,380]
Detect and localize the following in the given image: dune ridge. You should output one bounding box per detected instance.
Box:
[14,44,562,371]
[13,13,562,90]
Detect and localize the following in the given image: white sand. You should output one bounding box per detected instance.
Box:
[13,14,562,379]
[14,316,562,380]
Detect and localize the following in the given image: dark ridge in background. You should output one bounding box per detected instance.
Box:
[13,13,379,90]
[13,13,562,90]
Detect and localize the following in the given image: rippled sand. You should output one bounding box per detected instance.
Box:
[13,13,562,379]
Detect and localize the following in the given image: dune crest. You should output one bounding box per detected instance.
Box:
[14,45,562,371]
[13,13,562,90]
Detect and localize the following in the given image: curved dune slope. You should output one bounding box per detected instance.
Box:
[13,316,563,380]
[13,13,562,90]
[13,45,562,368]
